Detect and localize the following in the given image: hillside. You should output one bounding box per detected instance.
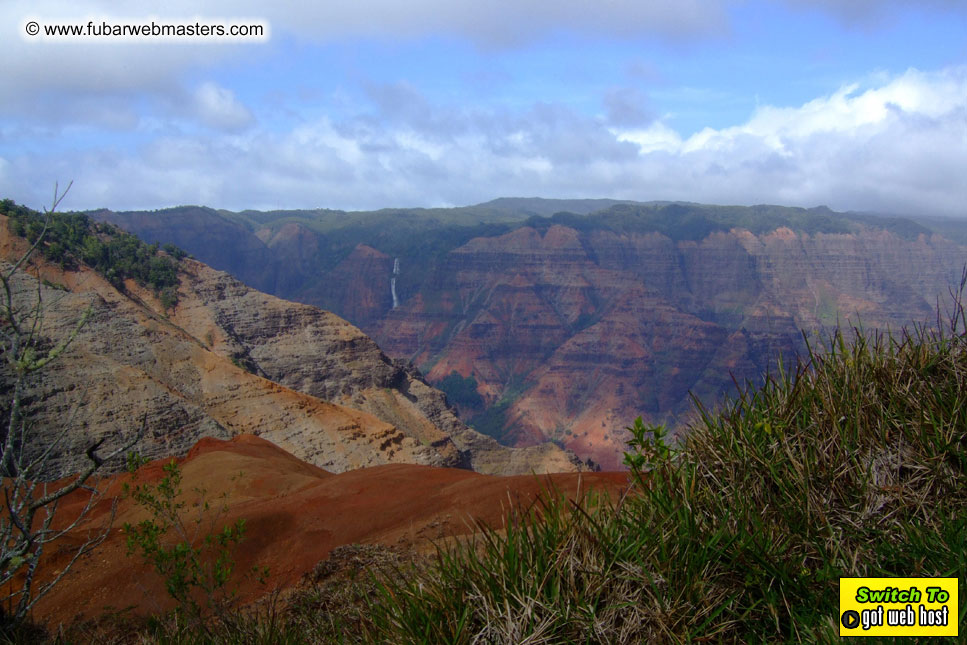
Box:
[0,205,585,478]
[92,200,967,469]
[31,434,626,626]
[27,279,967,643]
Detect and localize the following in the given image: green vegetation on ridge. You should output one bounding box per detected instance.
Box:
[1,199,186,307]
[225,198,937,247]
[119,199,943,275]
[524,202,860,240]
[87,199,955,325]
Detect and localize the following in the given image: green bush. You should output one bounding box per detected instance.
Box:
[122,459,249,627]
[159,286,179,311]
[1,199,186,297]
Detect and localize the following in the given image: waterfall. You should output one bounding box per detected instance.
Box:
[391,257,400,308]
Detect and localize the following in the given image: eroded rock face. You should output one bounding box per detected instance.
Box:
[0,220,583,479]
[91,205,967,470]
[298,244,395,330]
[373,225,965,469]
[171,258,585,474]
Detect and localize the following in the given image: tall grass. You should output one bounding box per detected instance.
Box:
[367,300,967,642]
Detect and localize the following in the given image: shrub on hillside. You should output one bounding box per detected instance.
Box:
[1,199,185,306]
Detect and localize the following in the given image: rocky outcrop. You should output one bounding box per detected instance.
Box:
[170,258,585,474]
[0,218,584,478]
[297,244,395,330]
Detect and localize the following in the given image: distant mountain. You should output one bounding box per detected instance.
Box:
[90,200,967,469]
[0,208,585,478]
[475,197,637,217]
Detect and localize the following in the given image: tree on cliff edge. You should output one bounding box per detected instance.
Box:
[0,183,138,628]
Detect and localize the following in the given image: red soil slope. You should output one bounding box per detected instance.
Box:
[32,435,628,627]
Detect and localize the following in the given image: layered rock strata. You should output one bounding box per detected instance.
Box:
[0,219,583,478]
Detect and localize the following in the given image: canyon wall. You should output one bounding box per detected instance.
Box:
[92,201,967,469]
[0,217,584,478]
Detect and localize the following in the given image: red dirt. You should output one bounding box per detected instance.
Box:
[30,435,629,628]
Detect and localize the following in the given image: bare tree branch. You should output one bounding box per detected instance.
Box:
[0,183,143,626]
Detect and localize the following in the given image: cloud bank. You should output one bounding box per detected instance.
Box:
[3,67,964,217]
[1,2,964,216]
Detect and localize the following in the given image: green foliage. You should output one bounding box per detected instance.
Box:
[367,491,617,643]
[467,378,532,444]
[162,242,188,260]
[1,199,184,302]
[228,351,259,375]
[522,201,858,241]
[122,460,247,621]
[467,402,510,442]
[158,286,179,312]
[621,416,675,478]
[435,371,484,412]
[844,212,933,240]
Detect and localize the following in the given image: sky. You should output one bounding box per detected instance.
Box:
[1,1,965,216]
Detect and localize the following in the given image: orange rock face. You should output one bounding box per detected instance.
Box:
[373,225,965,469]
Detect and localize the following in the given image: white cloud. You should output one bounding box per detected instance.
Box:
[193,82,253,131]
[1,1,255,126]
[614,67,967,216]
[614,122,683,153]
[613,69,966,158]
[3,67,965,218]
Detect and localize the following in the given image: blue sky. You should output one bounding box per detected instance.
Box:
[1,1,965,216]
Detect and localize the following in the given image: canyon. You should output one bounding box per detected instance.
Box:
[93,200,967,469]
[3,196,965,630]
[0,213,584,479]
